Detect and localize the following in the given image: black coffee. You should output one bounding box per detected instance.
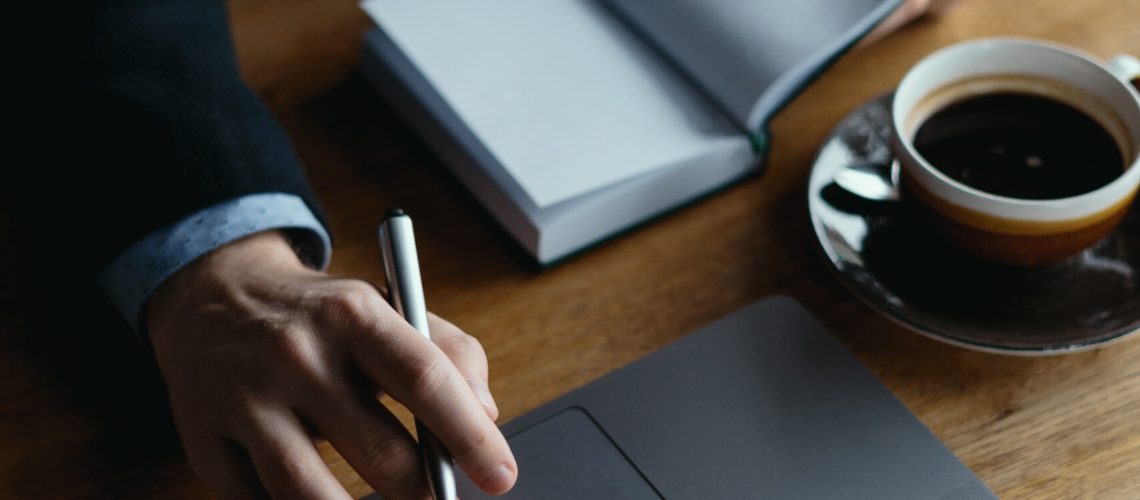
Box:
[914,91,1124,199]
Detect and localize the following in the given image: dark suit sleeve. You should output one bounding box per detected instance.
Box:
[19,0,328,276]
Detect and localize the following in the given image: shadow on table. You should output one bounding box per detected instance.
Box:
[0,219,195,499]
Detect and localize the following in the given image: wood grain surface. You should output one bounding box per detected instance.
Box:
[3,0,1139,498]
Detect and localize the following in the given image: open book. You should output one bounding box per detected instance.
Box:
[361,0,899,263]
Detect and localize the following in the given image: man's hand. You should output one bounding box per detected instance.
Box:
[147,231,517,499]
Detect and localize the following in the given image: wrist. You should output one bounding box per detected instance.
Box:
[146,230,313,343]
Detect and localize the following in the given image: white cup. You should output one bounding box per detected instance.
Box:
[891,38,1140,266]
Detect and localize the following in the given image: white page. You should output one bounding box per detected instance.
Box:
[604,0,896,130]
[362,0,739,208]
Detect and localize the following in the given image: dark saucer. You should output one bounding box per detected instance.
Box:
[808,93,1140,354]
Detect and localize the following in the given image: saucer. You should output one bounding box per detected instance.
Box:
[808,93,1140,355]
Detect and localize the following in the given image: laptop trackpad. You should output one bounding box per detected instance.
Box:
[456,407,660,499]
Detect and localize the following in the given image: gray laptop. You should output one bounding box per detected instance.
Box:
[373,296,995,499]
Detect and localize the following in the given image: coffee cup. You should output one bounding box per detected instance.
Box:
[890,38,1140,266]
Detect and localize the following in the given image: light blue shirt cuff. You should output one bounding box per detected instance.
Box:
[97,193,332,337]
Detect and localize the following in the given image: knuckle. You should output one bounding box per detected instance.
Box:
[402,356,450,403]
[212,375,258,416]
[264,326,331,389]
[221,323,326,399]
[361,433,419,484]
[318,281,386,328]
[276,328,318,364]
[444,332,486,359]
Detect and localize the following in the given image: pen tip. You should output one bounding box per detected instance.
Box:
[386,207,407,218]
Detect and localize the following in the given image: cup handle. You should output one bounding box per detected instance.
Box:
[1107,54,1140,91]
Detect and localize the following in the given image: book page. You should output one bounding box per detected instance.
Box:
[363,0,742,208]
[603,0,898,131]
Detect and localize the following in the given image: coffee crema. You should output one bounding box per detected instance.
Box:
[912,85,1125,200]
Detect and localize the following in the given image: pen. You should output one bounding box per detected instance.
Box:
[379,208,457,500]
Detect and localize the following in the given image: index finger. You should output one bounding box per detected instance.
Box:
[343,299,517,495]
[428,313,498,420]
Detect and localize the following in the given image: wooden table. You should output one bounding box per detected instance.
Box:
[3,0,1139,498]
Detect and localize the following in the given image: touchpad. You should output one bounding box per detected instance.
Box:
[456,407,661,499]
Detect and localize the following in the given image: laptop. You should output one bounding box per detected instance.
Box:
[370,296,995,499]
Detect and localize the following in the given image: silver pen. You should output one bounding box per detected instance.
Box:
[379,208,457,500]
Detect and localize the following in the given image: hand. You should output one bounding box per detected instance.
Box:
[860,0,961,47]
[147,231,517,499]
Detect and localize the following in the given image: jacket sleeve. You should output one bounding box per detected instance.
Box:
[19,0,330,278]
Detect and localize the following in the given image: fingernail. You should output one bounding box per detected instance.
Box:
[469,380,499,417]
[485,464,516,494]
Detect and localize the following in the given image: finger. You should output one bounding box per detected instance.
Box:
[303,385,431,500]
[239,406,352,500]
[184,436,269,500]
[428,313,498,420]
[348,316,517,495]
